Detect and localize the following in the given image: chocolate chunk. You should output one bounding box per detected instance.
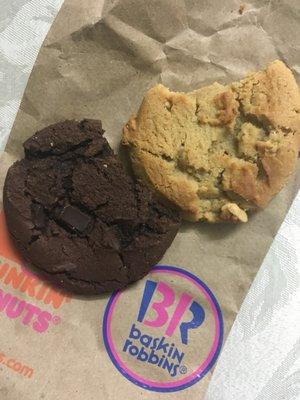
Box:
[31,203,46,229]
[58,205,92,234]
[102,227,121,252]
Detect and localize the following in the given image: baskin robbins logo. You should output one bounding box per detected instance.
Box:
[103,266,223,392]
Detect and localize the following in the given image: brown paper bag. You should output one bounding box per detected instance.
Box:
[0,0,299,398]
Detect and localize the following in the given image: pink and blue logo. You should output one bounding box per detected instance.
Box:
[103,266,223,392]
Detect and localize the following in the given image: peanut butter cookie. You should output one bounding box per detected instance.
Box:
[123,61,300,222]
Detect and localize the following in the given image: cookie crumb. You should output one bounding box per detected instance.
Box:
[239,4,246,14]
[165,101,172,111]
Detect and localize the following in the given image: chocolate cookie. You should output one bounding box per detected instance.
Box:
[3,120,180,295]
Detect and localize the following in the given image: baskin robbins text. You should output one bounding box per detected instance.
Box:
[122,279,205,378]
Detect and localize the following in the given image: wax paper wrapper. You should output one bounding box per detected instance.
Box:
[0,0,299,399]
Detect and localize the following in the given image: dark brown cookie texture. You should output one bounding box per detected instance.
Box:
[3,120,180,295]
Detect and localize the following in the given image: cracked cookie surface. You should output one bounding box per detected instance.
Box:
[123,60,300,222]
[3,119,180,295]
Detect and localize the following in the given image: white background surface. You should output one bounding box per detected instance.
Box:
[0,1,299,399]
